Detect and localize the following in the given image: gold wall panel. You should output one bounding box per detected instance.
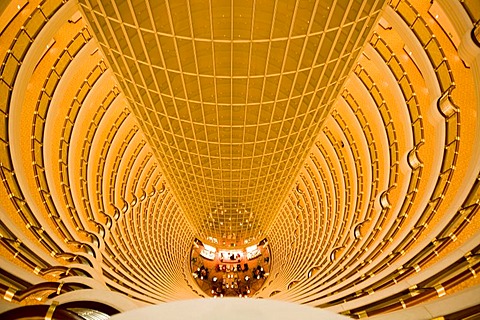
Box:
[78,0,385,246]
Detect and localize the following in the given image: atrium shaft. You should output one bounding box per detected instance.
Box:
[77,0,385,245]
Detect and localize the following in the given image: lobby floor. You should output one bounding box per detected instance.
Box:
[190,244,271,297]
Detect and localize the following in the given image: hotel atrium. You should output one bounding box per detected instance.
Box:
[0,0,480,318]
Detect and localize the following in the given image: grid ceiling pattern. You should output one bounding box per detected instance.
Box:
[78,0,385,246]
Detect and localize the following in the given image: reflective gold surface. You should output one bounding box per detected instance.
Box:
[1,0,480,313]
[78,0,385,245]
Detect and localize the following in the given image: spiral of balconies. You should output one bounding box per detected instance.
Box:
[264,1,480,318]
[0,0,199,314]
[0,0,479,319]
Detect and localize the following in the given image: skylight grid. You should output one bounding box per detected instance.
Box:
[79,0,385,246]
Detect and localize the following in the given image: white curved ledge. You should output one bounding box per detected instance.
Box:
[110,298,348,320]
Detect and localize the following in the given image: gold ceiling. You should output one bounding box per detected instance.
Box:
[78,0,385,246]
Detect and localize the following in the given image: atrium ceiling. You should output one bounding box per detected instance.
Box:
[78,0,386,244]
[0,0,480,319]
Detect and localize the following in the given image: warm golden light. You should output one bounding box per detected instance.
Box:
[78,0,385,246]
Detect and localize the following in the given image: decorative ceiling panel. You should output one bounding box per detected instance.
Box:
[78,0,385,246]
